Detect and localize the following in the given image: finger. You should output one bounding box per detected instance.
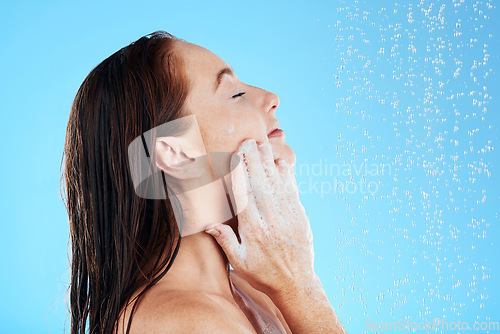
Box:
[258,141,281,194]
[276,159,303,214]
[272,158,293,216]
[290,164,298,188]
[257,139,275,165]
[257,140,283,215]
[205,224,244,267]
[276,159,297,195]
[229,151,265,234]
[240,139,276,223]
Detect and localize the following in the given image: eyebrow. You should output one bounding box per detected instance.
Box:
[214,67,234,93]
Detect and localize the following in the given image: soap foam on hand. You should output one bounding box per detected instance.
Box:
[226,139,321,306]
[235,139,286,232]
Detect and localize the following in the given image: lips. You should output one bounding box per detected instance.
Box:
[267,121,281,137]
[267,128,285,138]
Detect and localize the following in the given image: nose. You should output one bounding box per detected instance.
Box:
[260,88,280,114]
[267,91,279,114]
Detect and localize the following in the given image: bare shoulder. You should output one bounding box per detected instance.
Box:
[116,290,246,334]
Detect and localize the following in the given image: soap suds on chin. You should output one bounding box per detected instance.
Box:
[226,123,235,135]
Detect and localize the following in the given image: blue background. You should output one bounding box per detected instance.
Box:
[0,0,498,333]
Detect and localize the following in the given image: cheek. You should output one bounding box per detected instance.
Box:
[222,117,248,141]
[218,117,266,150]
[196,108,265,153]
[223,122,236,136]
[201,121,243,153]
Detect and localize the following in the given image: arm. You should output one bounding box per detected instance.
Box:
[268,273,346,334]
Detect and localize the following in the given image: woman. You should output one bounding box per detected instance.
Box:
[63,31,345,334]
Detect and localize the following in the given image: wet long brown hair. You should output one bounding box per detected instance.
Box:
[62,31,189,334]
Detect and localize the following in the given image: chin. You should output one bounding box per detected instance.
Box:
[270,141,296,167]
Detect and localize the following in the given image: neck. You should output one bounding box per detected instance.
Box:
[155,176,238,298]
[158,227,235,297]
[172,177,234,236]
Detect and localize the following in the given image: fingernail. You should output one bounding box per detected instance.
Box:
[205,225,221,236]
[277,158,287,165]
[205,228,220,237]
[248,138,256,146]
[257,141,266,148]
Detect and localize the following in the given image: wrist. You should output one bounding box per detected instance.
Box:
[268,272,326,305]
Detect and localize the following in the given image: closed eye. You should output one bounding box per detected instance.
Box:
[232,92,246,98]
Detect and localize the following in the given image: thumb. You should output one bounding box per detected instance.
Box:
[205,224,241,265]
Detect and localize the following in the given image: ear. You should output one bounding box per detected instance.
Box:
[155,137,197,180]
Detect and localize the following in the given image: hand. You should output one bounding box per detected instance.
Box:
[205,139,317,296]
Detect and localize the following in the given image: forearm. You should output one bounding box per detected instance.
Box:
[269,274,346,334]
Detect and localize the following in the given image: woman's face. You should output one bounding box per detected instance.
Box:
[175,41,296,166]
